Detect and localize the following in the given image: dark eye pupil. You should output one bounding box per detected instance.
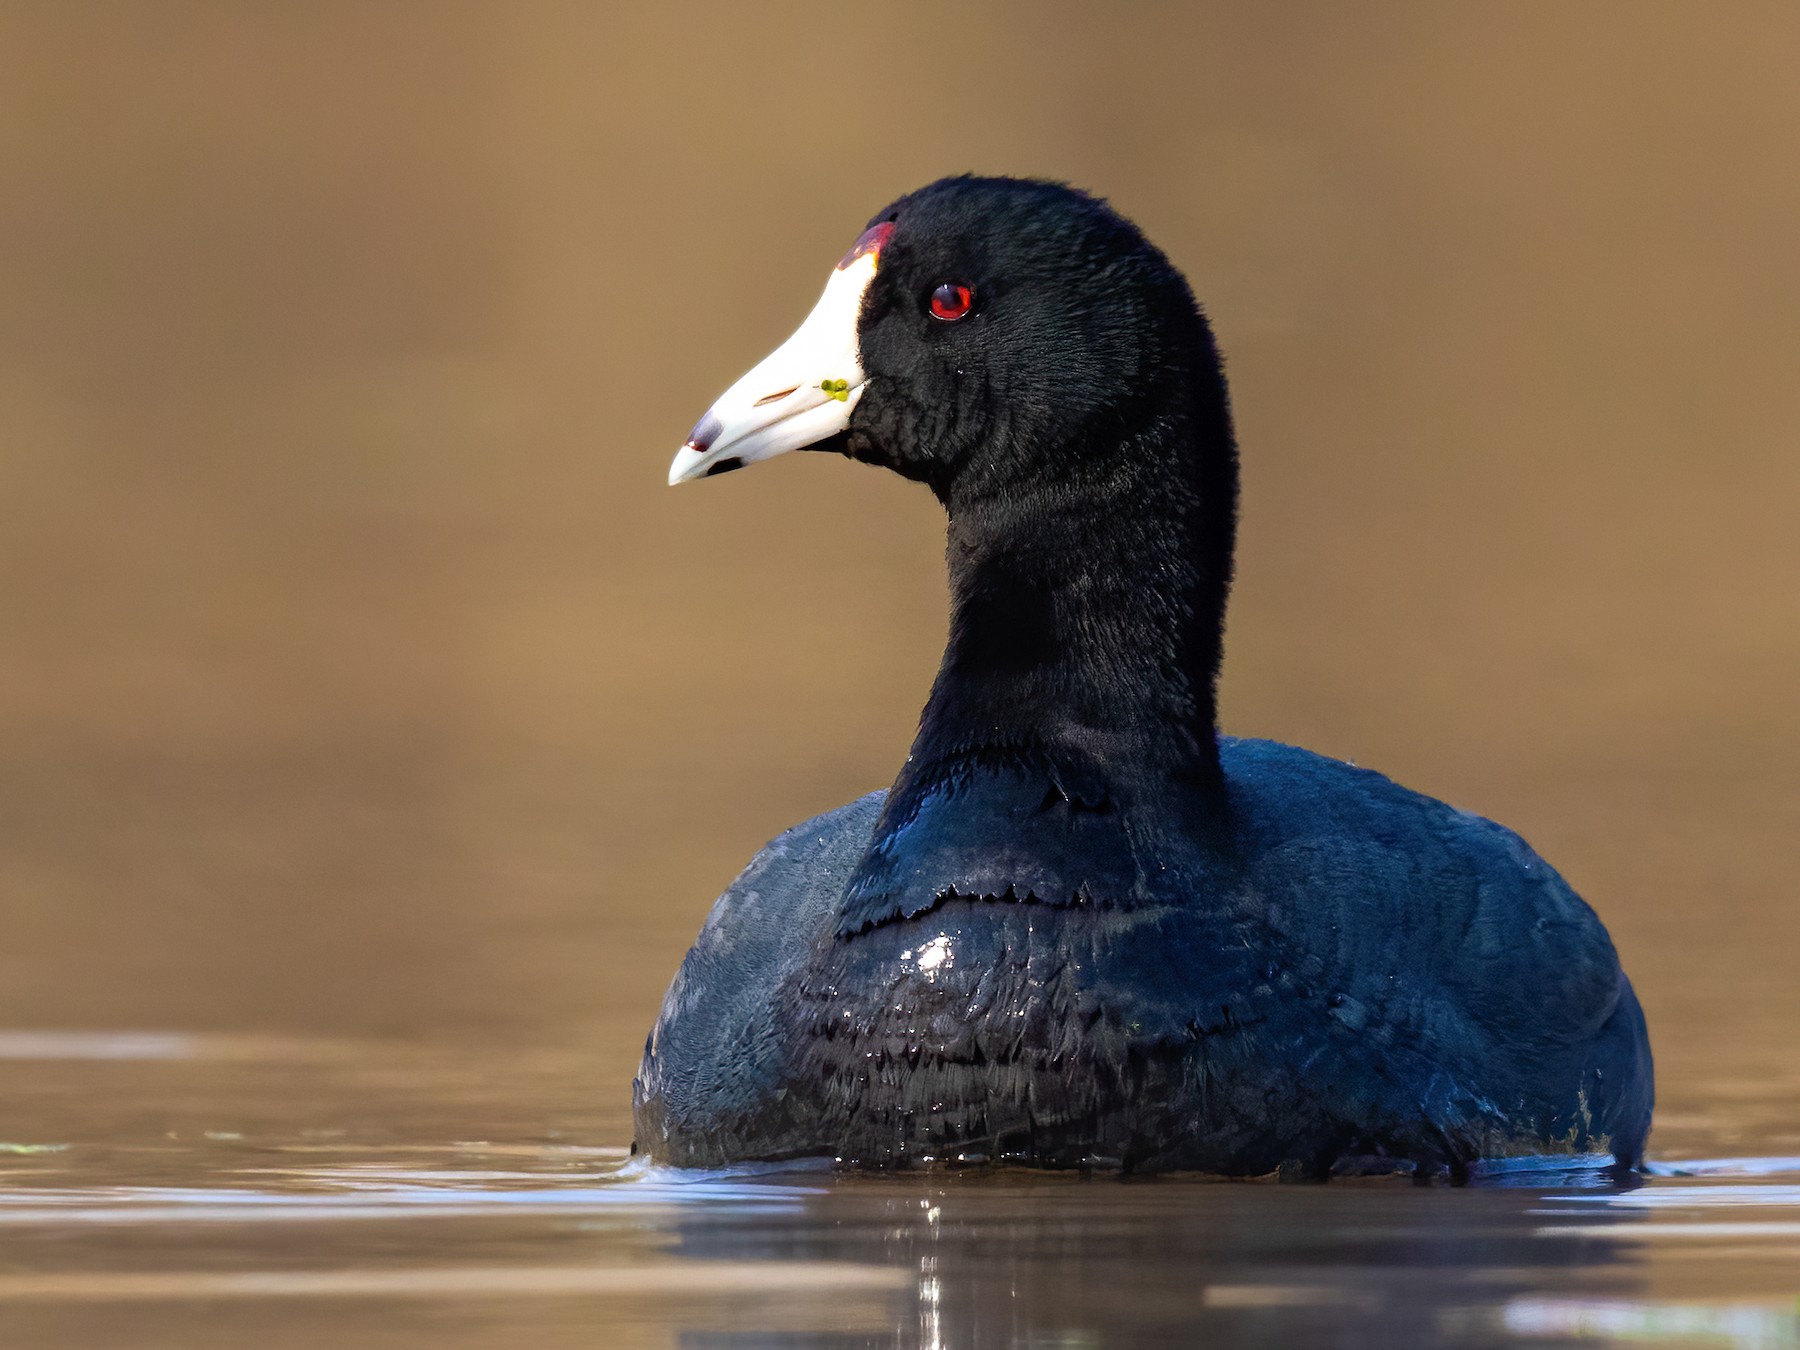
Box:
[929,282,973,321]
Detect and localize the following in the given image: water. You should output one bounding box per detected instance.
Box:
[4,4,1800,1346]
[0,1036,1792,1348]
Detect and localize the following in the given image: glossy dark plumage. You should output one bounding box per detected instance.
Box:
[634,176,1653,1176]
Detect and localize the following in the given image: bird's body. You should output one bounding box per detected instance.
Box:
[635,175,1653,1176]
[635,740,1650,1175]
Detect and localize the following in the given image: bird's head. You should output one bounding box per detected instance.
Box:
[669,175,1219,508]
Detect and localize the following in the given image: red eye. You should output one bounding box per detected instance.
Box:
[929,282,973,322]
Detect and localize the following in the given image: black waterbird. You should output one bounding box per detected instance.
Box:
[635,176,1653,1178]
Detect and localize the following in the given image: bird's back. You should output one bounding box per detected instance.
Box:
[632,742,1652,1174]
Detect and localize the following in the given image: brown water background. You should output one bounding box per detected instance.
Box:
[1,4,1797,1345]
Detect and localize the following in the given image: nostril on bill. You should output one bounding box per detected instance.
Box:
[752,386,800,408]
[686,414,723,454]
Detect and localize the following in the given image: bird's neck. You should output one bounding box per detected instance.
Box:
[910,464,1226,802]
[839,389,1238,934]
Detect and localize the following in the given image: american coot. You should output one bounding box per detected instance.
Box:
[636,176,1653,1178]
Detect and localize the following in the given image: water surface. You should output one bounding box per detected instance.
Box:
[0,1035,1794,1348]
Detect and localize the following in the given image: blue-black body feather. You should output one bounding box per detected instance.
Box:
[635,740,1651,1174]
